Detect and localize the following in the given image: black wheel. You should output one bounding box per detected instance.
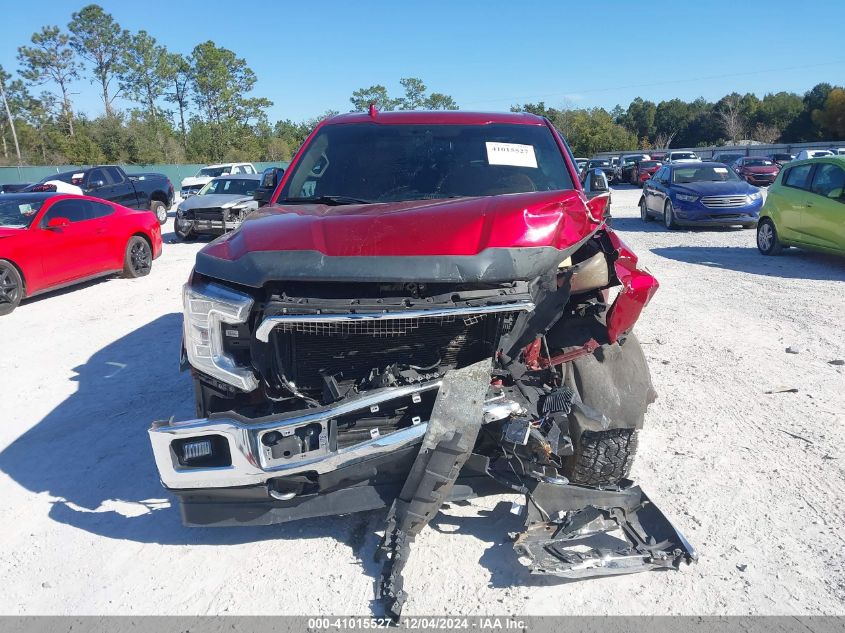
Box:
[565,428,639,487]
[639,197,651,222]
[663,200,677,230]
[123,236,152,278]
[174,217,195,241]
[151,200,168,225]
[0,260,23,316]
[757,218,783,255]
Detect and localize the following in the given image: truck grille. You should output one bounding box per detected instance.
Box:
[192,208,225,221]
[700,196,748,209]
[269,309,521,393]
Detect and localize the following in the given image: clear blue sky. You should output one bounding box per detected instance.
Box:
[1,0,843,122]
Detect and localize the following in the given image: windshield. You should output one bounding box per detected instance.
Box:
[638,161,660,168]
[0,198,45,228]
[745,159,774,167]
[198,178,258,196]
[279,123,574,203]
[198,167,229,177]
[671,152,697,160]
[589,160,611,168]
[672,165,740,183]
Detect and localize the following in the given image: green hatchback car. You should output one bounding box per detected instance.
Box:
[757,156,845,256]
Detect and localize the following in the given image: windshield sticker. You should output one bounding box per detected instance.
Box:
[486,142,538,168]
[72,173,84,179]
[19,204,36,216]
[713,167,728,173]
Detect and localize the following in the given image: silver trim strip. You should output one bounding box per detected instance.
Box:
[255,301,535,342]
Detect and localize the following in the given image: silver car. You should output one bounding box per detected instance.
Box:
[174,174,261,240]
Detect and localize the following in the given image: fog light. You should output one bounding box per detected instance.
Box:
[182,439,212,462]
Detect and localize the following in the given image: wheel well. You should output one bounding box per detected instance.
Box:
[132,232,152,250]
[0,258,26,296]
[150,191,168,205]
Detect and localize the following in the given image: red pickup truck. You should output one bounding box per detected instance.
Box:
[148,109,695,619]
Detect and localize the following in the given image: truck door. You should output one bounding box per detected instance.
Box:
[105,166,141,208]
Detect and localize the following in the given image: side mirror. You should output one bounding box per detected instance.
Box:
[46,216,70,229]
[253,189,270,203]
[89,179,105,190]
[583,168,610,199]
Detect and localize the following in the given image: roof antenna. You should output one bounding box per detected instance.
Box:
[368,103,378,118]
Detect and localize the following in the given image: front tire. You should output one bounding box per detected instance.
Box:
[0,260,23,316]
[566,428,639,487]
[663,200,678,230]
[151,200,168,225]
[123,236,152,278]
[640,197,651,222]
[757,218,783,255]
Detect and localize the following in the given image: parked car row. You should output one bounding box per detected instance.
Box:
[0,161,287,315]
[631,152,844,258]
[2,165,174,224]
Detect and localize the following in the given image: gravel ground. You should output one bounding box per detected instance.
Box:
[2,187,844,616]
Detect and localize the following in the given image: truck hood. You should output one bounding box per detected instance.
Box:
[196,190,601,286]
[179,194,255,210]
[180,176,212,188]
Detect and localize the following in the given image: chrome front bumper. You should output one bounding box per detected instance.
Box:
[149,382,439,490]
[149,380,522,491]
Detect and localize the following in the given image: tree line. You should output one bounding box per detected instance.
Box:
[514,83,845,157]
[0,3,842,166]
[0,4,459,166]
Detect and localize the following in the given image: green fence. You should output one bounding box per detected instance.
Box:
[0,162,289,188]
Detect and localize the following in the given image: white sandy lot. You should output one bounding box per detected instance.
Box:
[1,186,844,616]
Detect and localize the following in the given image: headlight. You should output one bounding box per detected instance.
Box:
[747,191,762,201]
[676,194,698,202]
[183,280,258,391]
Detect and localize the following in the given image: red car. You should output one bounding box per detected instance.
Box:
[0,192,162,315]
[732,156,780,186]
[632,159,662,184]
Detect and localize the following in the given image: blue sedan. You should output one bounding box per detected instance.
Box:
[639,162,763,229]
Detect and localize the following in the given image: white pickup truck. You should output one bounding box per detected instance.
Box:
[180,163,257,198]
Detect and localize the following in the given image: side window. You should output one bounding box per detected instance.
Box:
[89,200,115,219]
[87,168,110,187]
[42,199,91,224]
[810,163,845,201]
[784,164,813,190]
[231,165,242,174]
[244,165,255,174]
[105,166,125,184]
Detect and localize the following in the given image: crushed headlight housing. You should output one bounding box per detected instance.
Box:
[183,279,258,392]
[676,194,698,202]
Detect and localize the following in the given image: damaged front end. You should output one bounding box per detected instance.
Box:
[149,220,696,618]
